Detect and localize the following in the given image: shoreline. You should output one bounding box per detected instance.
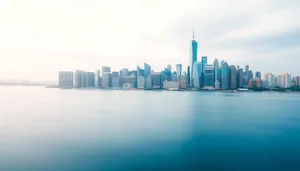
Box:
[45,86,300,93]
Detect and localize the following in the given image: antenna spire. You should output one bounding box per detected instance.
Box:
[192,27,195,40]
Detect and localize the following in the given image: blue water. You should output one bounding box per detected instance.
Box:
[0,86,300,171]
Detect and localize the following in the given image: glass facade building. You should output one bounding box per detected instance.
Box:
[220,62,229,90]
[144,63,151,77]
[204,65,214,87]
[190,31,198,83]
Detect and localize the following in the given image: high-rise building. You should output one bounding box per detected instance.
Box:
[296,76,300,86]
[172,72,178,81]
[95,70,101,88]
[167,64,172,72]
[193,62,202,89]
[151,72,162,89]
[112,72,121,89]
[190,30,198,83]
[122,74,136,88]
[204,65,214,88]
[276,73,292,88]
[220,61,229,90]
[243,65,250,87]
[264,73,275,88]
[237,68,244,88]
[229,65,237,89]
[176,64,182,79]
[164,69,172,81]
[144,63,151,77]
[137,66,144,76]
[201,56,207,73]
[255,71,261,79]
[59,71,73,87]
[137,66,145,89]
[187,66,191,84]
[101,66,111,76]
[74,70,85,88]
[249,71,253,80]
[213,58,219,83]
[102,73,112,88]
[137,75,145,89]
[85,72,95,87]
[145,75,152,90]
[214,80,220,89]
[245,65,249,73]
[120,68,129,77]
[179,72,188,89]
[151,72,163,89]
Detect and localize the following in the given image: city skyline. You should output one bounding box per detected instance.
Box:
[1,0,300,82]
[56,31,298,90]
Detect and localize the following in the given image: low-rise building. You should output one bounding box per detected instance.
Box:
[163,81,179,90]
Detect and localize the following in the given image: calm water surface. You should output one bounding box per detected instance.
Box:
[0,86,300,171]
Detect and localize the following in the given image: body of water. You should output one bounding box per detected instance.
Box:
[0,86,300,171]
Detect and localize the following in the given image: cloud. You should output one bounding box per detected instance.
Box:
[0,0,299,81]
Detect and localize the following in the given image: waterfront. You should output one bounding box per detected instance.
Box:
[0,86,300,171]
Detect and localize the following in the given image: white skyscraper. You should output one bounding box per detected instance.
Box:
[193,61,202,89]
[102,66,111,76]
[167,64,172,72]
[74,70,85,88]
[95,69,101,88]
[264,73,275,88]
[276,73,292,88]
[59,71,73,87]
[213,58,219,83]
[176,64,182,79]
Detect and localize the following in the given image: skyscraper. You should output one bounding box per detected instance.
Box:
[213,58,219,83]
[137,75,145,89]
[229,65,237,89]
[201,56,207,73]
[220,61,229,90]
[120,68,129,77]
[187,65,191,85]
[144,63,151,77]
[243,65,249,87]
[179,72,188,89]
[296,76,300,86]
[74,70,85,88]
[151,72,162,89]
[145,75,152,90]
[193,62,202,89]
[59,71,73,87]
[190,30,198,83]
[176,64,182,79]
[204,65,214,88]
[112,71,121,89]
[172,72,178,81]
[276,73,292,88]
[102,73,112,89]
[137,66,144,76]
[84,72,95,87]
[95,70,101,88]
[264,73,275,88]
[167,64,172,72]
[237,68,244,88]
[122,74,136,88]
[101,66,111,76]
[255,71,262,79]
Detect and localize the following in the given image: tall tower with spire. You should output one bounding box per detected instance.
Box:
[190,28,198,84]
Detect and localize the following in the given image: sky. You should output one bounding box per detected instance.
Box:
[0,0,299,82]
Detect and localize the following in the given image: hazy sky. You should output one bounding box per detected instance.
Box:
[0,0,299,81]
